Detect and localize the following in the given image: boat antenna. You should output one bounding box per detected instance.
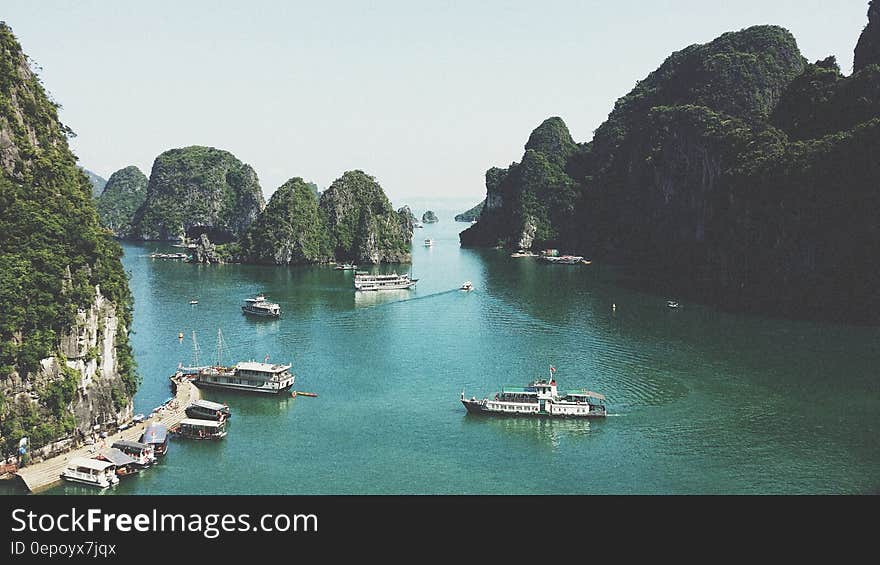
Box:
[191,330,201,367]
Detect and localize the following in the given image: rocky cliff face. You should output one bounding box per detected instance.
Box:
[855,1,880,71]
[320,170,412,264]
[397,205,416,233]
[0,23,136,457]
[95,165,148,237]
[238,177,330,265]
[461,18,880,323]
[129,146,265,242]
[460,117,580,249]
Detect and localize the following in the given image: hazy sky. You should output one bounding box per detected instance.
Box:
[2,1,872,205]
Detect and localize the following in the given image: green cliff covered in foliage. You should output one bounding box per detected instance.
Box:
[129,146,265,242]
[454,201,484,222]
[238,177,331,264]
[422,210,439,223]
[461,17,880,323]
[0,22,137,458]
[319,170,412,264]
[95,165,147,237]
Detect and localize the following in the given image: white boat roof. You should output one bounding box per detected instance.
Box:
[68,457,115,471]
[180,418,224,427]
[190,399,227,410]
[236,361,291,373]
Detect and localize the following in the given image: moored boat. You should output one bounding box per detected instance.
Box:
[111,440,156,467]
[96,448,140,478]
[461,367,606,418]
[188,361,295,394]
[172,418,227,440]
[185,399,231,421]
[60,457,119,488]
[139,422,169,457]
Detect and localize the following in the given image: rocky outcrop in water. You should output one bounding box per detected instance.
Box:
[129,146,265,242]
[95,165,148,237]
[461,19,880,323]
[192,233,224,264]
[422,210,438,223]
[397,205,416,234]
[320,170,412,264]
[238,178,330,265]
[0,23,136,458]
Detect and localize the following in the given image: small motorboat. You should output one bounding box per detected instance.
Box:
[189,300,198,305]
[666,300,680,309]
[460,281,473,291]
[424,239,434,246]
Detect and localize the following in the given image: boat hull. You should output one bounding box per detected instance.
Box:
[192,379,294,395]
[461,399,606,419]
[241,307,281,318]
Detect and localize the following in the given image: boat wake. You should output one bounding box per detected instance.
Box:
[355,288,462,309]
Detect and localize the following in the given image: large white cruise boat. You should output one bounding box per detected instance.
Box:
[461,367,606,418]
[354,271,418,291]
[175,330,295,394]
[184,361,295,394]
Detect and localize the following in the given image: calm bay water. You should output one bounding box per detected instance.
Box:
[30,205,880,494]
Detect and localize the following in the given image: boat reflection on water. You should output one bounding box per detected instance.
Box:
[461,412,597,450]
[353,288,412,308]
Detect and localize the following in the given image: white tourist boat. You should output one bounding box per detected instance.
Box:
[424,238,434,246]
[461,367,607,418]
[460,280,473,291]
[176,330,295,394]
[60,457,119,488]
[241,294,281,318]
[354,271,418,291]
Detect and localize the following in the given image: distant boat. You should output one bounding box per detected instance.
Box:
[424,238,434,246]
[335,263,357,270]
[413,222,424,228]
[189,300,199,305]
[460,281,473,291]
[666,300,680,309]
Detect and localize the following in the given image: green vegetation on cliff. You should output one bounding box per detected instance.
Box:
[0,22,136,454]
[239,178,330,264]
[95,165,148,237]
[130,146,265,242]
[319,171,412,264]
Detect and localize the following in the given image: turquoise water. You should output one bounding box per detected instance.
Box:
[21,205,880,494]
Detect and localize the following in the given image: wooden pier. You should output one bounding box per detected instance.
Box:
[12,375,200,492]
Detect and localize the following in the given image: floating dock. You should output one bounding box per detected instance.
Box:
[12,375,200,492]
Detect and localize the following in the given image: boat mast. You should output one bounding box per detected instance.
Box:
[191,331,201,367]
[215,328,226,367]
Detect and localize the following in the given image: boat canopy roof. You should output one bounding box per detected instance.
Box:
[190,399,227,411]
[112,440,151,451]
[566,390,606,400]
[68,457,115,471]
[180,418,224,428]
[141,423,168,443]
[501,386,538,394]
[98,448,136,466]
[236,361,291,373]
